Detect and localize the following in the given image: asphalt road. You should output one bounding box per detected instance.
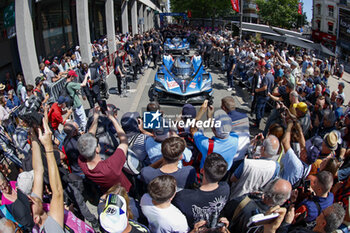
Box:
[87,54,254,136]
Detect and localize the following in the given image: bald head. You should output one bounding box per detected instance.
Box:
[261,135,279,159]
[263,178,292,206]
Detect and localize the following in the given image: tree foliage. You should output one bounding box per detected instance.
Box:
[256,0,307,29]
[170,0,235,18]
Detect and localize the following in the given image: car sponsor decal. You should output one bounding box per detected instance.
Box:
[190,82,196,88]
[167,80,179,89]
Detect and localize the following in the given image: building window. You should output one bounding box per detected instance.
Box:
[328,22,334,33]
[316,4,321,15]
[317,20,321,30]
[328,6,334,17]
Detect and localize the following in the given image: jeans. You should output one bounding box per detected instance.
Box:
[54,130,66,151]
[74,105,87,132]
[256,95,269,125]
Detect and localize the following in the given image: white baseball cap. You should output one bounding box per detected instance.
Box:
[100,194,128,233]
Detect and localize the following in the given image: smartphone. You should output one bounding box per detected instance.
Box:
[246,213,279,227]
[99,100,108,115]
[304,180,311,193]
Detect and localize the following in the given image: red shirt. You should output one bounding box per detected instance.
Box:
[48,103,63,131]
[78,148,131,192]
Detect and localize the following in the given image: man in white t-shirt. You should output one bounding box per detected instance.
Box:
[140,175,189,233]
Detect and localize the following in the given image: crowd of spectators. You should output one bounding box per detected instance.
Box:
[0,25,349,233]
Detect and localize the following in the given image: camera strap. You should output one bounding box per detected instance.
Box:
[231,195,251,223]
[207,139,214,156]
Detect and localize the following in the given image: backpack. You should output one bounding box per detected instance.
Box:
[60,82,73,108]
[86,116,119,160]
[294,200,321,230]
[123,133,143,175]
[0,205,23,228]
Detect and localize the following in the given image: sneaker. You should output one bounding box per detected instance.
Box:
[227,87,232,91]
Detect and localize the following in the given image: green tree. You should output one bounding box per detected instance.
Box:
[170,0,234,18]
[256,0,306,29]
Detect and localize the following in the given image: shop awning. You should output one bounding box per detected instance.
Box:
[312,43,336,56]
[263,35,315,50]
[233,22,281,36]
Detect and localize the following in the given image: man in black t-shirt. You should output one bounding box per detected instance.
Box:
[114,50,126,95]
[62,121,83,176]
[128,42,141,81]
[203,39,213,68]
[172,153,230,228]
[149,39,162,70]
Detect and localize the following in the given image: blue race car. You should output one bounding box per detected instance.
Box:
[164,37,190,54]
[150,55,213,104]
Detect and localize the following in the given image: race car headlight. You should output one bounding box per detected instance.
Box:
[157,73,165,81]
[154,81,166,91]
[201,81,212,91]
[201,74,212,91]
[202,74,210,81]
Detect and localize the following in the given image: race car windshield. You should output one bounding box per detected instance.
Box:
[171,57,194,77]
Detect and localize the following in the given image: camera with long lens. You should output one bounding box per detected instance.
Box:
[18,95,43,127]
[206,210,225,229]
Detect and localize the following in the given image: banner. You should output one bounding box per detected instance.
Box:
[231,0,240,13]
[298,2,302,15]
[338,8,350,46]
[187,10,192,18]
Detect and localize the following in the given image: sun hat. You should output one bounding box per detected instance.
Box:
[323,131,338,151]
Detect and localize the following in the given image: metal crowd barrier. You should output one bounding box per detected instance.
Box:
[48,68,79,103]
[47,41,128,103]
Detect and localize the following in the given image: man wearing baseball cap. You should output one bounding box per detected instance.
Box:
[66,69,89,132]
[191,100,239,171]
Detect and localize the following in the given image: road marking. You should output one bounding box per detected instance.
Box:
[130,69,153,112]
[127,89,137,93]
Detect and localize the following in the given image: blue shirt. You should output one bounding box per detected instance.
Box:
[280,148,310,186]
[300,192,334,222]
[302,61,308,73]
[145,137,192,168]
[6,96,20,109]
[194,131,239,170]
[335,107,344,120]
